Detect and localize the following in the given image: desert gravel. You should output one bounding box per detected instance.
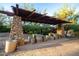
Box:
[9,38,79,56]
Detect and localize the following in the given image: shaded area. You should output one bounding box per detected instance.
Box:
[15,38,69,52]
[17,43,62,51]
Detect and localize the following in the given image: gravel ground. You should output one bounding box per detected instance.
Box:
[0,37,7,56]
[8,38,79,56]
[1,33,79,56]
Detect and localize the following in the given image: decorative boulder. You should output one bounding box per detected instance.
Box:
[5,40,17,53]
[17,38,25,46]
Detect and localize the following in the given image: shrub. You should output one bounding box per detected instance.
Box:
[0,25,10,32]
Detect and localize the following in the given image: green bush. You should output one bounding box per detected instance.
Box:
[64,24,79,32]
[74,32,79,38]
[69,24,79,32]
[0,24,52,35]
[23,24,52,35]
[0,25,10,32]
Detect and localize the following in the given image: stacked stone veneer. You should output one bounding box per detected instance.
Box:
[9,16,24,46]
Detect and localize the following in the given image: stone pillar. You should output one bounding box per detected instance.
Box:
[9,16,25,46]
[57,24,65,38]
[61,25,65,37]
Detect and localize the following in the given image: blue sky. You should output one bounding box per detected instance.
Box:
[0,3,79,16]
[0,3,79,24]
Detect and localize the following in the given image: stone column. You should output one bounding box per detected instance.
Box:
[9,16,25,46]
[61,24,65,37]
[57,24,65,38]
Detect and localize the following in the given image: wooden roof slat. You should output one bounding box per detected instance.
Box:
[0,4,70,25]
[35,16,45,20]
[0,10,14,16]
[26,9,36,18]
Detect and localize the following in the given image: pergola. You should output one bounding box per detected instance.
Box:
[0,4,70,46]
[0,4,70,25]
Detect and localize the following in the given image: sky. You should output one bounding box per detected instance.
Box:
[0,3,79,16]
[0,3,79,24]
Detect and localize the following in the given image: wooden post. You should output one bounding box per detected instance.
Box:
[16,4,19,15]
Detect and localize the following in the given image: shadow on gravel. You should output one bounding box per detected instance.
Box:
[16,43,62,52]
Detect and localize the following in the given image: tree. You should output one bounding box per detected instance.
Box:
[0,6,12,32]
[53,4,79,32]
[54,4,77,24]
[53,4,78,36]
[0,7,6,26]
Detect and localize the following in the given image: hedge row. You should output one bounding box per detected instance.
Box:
[0,25,52,35]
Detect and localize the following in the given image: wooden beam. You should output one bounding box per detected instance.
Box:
[34,15,46,20]
[0,10,14,16]
[16,4,19,15]
[34,12,48,20]
[26,9,36,18]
